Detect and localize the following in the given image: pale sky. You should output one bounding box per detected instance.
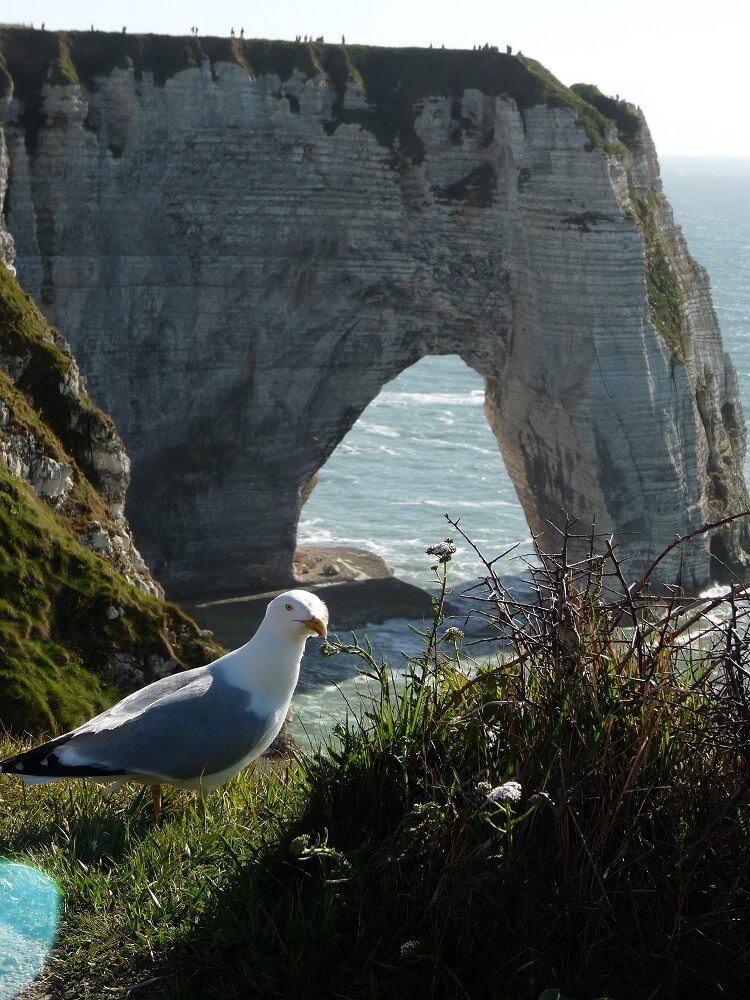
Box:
[2,0,748,158]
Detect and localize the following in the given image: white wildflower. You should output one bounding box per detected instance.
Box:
[425,539,457,562]
[400,939,421,958]
[485,780,522,805]
[441,626,464,643]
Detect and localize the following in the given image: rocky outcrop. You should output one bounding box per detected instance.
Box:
[0,236,161,595]
[0,30,747,594]
[0,234,222,735]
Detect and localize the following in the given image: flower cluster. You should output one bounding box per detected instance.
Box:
[425,538,457,563]
[484,780,523,805]
[400,939,421,959]
[441,626,464,644]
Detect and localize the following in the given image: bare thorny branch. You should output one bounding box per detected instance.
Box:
[439,511,750,862]
[446,510,750,682]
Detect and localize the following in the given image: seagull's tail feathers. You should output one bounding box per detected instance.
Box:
[0,732,125,781]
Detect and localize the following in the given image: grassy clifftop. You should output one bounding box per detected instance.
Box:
[0,264,222,735]
[0,27,640,158]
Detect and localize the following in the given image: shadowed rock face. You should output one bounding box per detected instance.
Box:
[1,32,748,596]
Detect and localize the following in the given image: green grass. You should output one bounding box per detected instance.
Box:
[0,467,220,734]
[3,533,750,999]
[570,83,641,146]
[518,58,629,155]
[0,758,297,997]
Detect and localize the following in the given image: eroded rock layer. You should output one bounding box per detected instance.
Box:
[1,30,747,593]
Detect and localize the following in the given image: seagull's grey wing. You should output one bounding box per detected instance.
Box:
[55,673,275,781]
[0,670,212,779]
[80,665,214,730]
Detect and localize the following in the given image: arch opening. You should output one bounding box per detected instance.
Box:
[296,354,530,589]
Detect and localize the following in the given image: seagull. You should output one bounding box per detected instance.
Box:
[0,589,328,816]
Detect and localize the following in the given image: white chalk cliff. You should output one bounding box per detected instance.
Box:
[0,31,747,595]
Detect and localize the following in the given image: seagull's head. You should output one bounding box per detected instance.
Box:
[265,590,329,641]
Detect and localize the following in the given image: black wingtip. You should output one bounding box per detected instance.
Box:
[0,734,124,779]
[0,732,72,775]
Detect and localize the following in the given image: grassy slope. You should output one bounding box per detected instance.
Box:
[2,553,750,1000]
[0,266,222,735]
[0,468,218,736]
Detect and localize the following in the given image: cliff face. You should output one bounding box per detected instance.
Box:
[0,222,221,735]
[0,30,747,595]
[0,207,159,597]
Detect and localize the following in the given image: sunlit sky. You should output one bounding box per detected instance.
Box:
[1,0,748,158]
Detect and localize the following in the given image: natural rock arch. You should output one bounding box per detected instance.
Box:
[1,36,747,596]
[295,354,526,577]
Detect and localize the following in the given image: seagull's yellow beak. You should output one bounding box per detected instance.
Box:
[302,617,327,638]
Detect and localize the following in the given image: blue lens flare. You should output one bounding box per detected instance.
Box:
[0,861,60,999]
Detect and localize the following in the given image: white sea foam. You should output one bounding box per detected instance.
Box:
[374,389,484,407]
[359,421,401,438]
[698,583,732,600]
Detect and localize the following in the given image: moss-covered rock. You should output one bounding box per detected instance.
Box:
[0,264,125,516]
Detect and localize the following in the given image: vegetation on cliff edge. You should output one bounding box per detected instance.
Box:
[0,27,638,161]
[0,265,222,735]
[0,467,220,735]
[0,265,120,516]
[571,82,641,146]
[3,520,750,999]
[628,185,688,359]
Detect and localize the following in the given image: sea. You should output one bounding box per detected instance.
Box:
[290,157,750,743]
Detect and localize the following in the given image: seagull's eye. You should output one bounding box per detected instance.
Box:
[285,603,293,611]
